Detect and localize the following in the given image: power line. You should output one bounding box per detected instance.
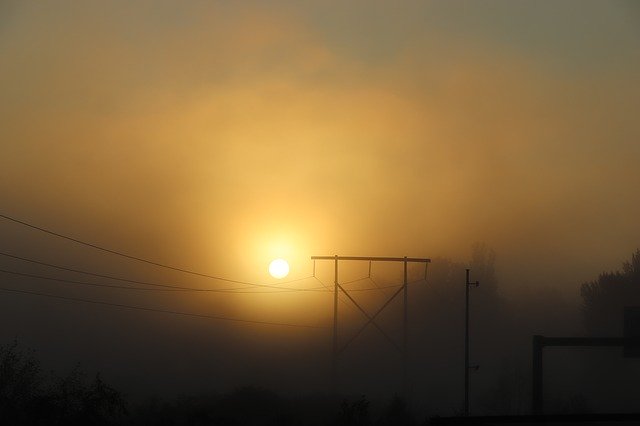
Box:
[0,251,324,293]
[313,276,359,315]
[0,268,314,294]
[0,268,184,291]
[344,281,403,292]
[312,274,404,292]
[0,213,409,294]
[0,285,327,329]
[0,213,315,289]
[340,277,371,286]
[368,276,390,297]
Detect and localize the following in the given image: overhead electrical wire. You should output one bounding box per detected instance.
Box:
[368,275,390,297]
[0,251,325,293]
[344,280,403,292]
[0,285,326,329]
[312,275,427,318]
[0,213,315,289]
[0,268,311,294]
[0,250,406,295]
[313,276,359,315]
[340,277,371,286]
[0,268,184,292]
[0,213,415,293]
[315,275,425,292]
[0,213,434,330]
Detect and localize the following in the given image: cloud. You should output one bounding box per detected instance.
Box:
[0,1,638,295]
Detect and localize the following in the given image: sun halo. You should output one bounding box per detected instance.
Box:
[268,258,290,279]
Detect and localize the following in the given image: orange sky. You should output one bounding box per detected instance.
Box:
[1,0,639,303]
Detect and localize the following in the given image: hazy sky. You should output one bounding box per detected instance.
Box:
[0,0,639,397]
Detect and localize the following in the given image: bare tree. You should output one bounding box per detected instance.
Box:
[581,250,640,335]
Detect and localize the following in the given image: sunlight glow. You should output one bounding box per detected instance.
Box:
[269,258,290,279]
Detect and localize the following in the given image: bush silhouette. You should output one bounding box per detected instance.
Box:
[0,340,126,425]
[581,249,640,335]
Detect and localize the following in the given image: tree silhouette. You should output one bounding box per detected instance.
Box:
[470,242,498,299]
[376,395,415,426]
[0,339,44,424]
[337,396,370,426]
[581,249,640,335]
[49,366,126,425]
[0,340,125,425]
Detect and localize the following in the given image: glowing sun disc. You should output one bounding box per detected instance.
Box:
[269,258,289,279]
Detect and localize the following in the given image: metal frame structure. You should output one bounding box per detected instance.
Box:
[532,309,639,414]
[311,255,430,396]
[532,335,631,415]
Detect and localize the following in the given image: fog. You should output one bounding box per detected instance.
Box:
[1,0,639,420]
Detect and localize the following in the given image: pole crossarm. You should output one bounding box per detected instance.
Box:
[537,337,625,347]
[312,255,430,263]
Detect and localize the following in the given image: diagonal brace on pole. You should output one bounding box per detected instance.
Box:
[338,285,405,356]
[312,255,430,396]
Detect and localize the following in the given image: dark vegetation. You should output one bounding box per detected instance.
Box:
[581,249,640,335]
[411,246,639,415]
[2,248,639,424]
[0,340,419,425]
[130,391,418,426]
[0,339,126,425]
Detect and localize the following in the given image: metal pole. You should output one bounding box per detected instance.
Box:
[465,269,470,416]
[532,335,543,415]
[332,255,339,393]
[403,256,408,399]
[464,269,478,416]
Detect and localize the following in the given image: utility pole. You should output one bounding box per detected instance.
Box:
[403,256,408,398]
[332,255,339,393]
[465,269,479,417]
[311,255,430,397]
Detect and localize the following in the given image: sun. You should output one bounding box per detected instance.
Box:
[268,258,289,279]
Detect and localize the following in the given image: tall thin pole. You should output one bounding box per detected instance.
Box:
[465,269,470,416]
[532,335,543,415]
[464,269,479,416]
[403,256,408,399]
[332,255,339,393]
